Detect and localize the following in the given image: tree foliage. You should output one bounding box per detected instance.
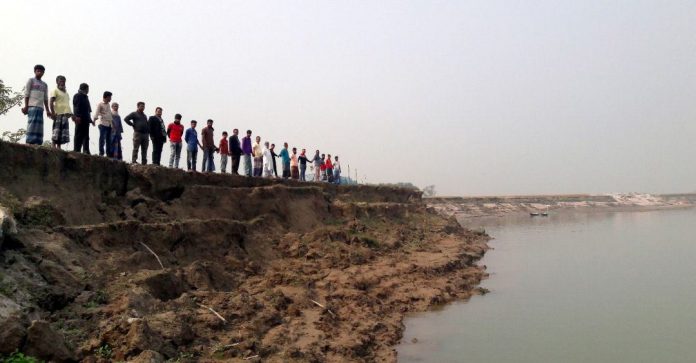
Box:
[422,185,436,197]
[1,129,26,143]
[0,80,23,117]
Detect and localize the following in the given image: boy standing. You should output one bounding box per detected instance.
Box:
[311,150,322,182]
[72,83,93,154]
[229,128,242,175]
[184,120,202,171]
[252,136,263,177]
[167,114,184,168]
[262,141,273,177]
[22,65,52,145]
[325,154,334,183]
[111,103,123,160]
[333,155,341,184]
[298,149,309,181]
[241,130,253,176]
[290,148,299,180]
[49,75,71,149]
[93,91,113,156]
[270,143,279,177]
[279,143,290,178]
[219,131,229,173]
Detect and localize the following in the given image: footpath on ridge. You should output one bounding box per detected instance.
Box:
[0,140,488,363]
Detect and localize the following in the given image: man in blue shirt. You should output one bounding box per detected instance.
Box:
[183,120,203,171]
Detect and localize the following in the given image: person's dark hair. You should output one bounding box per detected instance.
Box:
[191,120,197,124]
[56,75,66,82]
[156,107,162,112]
[175,113,182,120]
[233,128,238,132]
[271,143,275,147]
[292,147,297,152]
[79,83,89,91]
[103,91,112,98]
[207,119,213,123]
[137,101,145,107]
[246,130,252,134]
[34,64,45,71]
[223,131,228,135]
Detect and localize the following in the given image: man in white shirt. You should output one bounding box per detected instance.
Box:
[93,91,113,156]
[22,64,52,145]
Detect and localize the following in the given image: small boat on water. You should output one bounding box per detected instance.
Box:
[531,207,550,217]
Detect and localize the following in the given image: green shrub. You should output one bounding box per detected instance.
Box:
[0,351,42,363]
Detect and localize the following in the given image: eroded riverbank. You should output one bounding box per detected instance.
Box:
[0,141,488,362]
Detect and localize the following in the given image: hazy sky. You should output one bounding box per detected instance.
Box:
[2,1,695,196]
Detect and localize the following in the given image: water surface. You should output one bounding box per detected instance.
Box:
[398,208,696,363]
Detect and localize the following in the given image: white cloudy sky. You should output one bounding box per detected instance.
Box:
[2,1,695,196]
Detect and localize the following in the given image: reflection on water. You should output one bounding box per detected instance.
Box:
[398,208,696,363]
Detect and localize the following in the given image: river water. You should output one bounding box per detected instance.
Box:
[398,208,696,363]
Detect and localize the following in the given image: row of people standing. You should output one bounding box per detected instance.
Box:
[20,64,343,184]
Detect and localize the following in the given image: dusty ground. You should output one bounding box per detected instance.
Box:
[0,141,488,362]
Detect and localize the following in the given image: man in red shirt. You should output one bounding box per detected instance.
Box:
[167,114,185,168]
[219,131,230,173]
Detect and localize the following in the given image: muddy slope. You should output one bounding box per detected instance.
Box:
[0,141,487,362]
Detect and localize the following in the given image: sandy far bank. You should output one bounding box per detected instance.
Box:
[427,193,696,219]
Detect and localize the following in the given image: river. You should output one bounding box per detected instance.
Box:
[398,208,696,363]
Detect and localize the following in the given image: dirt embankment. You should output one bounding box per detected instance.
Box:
[0,141,488,363]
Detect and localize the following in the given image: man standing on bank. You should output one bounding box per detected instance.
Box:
[72,83,93,154]
[167,114,184,168]
[279,142,290,179]
[201,119,217,172]
[229,128,242,175]
[241,130,253,176]
[93,91,113,157]
[22,65,51,145]
[149,107,167,165]
[49,75,71,149]
[124,102,149,164]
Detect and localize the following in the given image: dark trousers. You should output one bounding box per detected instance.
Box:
[111,134,122,160]
[202,148,215,172]
[73,123,90,154]
[132,132,149,164]
[231,154,241,174]
[187,148,198,171]
[98,125,112,156]
[152,139,164,165]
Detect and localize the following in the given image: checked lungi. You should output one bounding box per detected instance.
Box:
[26,107,44,145]
[253,156,263,177]
[52,114,71,145]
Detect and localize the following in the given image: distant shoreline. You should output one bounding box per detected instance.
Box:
[426,193,696,219]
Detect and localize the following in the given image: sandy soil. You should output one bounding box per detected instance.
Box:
[0,141,488,362]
